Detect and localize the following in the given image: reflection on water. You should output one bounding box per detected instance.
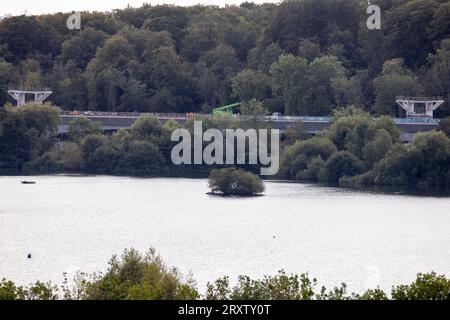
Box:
[346,184,450,198]
[0,175,449,293]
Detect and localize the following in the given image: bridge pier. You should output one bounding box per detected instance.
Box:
[395,96,444,118]
[7,90,53,106]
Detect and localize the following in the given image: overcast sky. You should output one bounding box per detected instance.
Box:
[1,0,279,16]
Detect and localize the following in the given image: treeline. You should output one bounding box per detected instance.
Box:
[1,248,450,300]
[0,0,449,116]
[1,104,450,189]
[0,103,266,175]
[280,106,450,188]
[0,104,173,174]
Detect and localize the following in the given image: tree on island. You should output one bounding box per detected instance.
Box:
[208,167,264,196]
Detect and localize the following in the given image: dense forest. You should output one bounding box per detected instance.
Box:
[0,0,449,117]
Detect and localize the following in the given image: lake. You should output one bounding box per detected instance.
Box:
[1,175,449,294]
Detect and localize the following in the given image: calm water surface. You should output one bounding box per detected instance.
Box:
[1,175,449,293]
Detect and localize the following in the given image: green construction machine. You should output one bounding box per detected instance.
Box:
[212,102,241,116]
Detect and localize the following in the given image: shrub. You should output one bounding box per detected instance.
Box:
[71,248,199,300]
[321,151,362,182]
[68,117,102,143]
[120,140,165,174]
[208,167,264,196]
[24,152,64,173]
[280,137,337,179]
[0,279,57,300]
[295,156,325,181]
[391,272,450,300]
[374,131,450,187]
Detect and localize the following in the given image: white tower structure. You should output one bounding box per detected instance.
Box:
[395,96,444,118]
[7,90,53,106]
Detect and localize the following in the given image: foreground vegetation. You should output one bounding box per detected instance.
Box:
[1,248,450,300]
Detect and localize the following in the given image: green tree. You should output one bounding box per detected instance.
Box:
[80,134,107,171]
[270,54,309,115]
[68,118,102,143]
[374,144,410,186]
[231,69,272,102]
[52,142,83,171]
[437,116,450,137]
[60,28,108,69]
[198,44,240,106]
[240,99,268,116]
[0,279,57,300]
[327,108,372,157]
[391,272,450,300]
[428,2,450,44]
[375,131,450,187]
[130,115,165,145]
[424,39,450,117]
[144,45,197,113]
[384,0,439,67]
[321,151,362,183]
[373,59,423,116]
[71,248,199,300]
[362,129,393,170]
[306,55,348,115]
[295,156,325,181]
[0,60,17,106]
[46,61,88,110]
[182,21,220,62]
[0,16,57,63]
[120,140,165,174]
[18,59,44,90]
[281,136,337,179]
[298,39,322,61]
[259,43,285,72]
[0,103,59,170]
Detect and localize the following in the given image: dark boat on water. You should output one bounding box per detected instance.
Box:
[21,181,36,184]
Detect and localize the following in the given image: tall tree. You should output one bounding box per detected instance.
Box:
[373,59,423,115]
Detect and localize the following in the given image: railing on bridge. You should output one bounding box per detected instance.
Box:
[266,116,332,122]
[59,111,202,119]
[394,117,440,124]
[59,111,441,125]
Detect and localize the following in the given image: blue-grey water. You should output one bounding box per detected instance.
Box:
[1,175,449,294]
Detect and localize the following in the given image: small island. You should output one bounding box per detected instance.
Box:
[207,168,265,197]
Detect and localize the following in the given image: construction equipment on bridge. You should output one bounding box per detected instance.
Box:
[213,102,241,116]
[7,90,53,106]
[395,96,444,118]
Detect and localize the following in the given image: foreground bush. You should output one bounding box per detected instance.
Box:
[1,249,450,300]
[0,280,58,300]
[208,167,265,196]
[66,248,199,300]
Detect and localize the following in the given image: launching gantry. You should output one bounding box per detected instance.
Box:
[7,90,53,106]
[395,96,444,118]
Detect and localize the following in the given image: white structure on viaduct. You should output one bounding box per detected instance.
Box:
[7,90,53,106]
[395,96,444,118]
